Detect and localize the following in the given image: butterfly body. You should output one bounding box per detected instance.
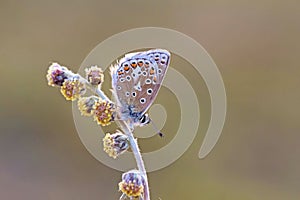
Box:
[111,49,171,129]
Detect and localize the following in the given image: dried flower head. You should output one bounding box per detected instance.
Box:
[60,76,86,101]
[85,66,104,85]
[93,99,115,126]
[103,131,129,159]
[77,96,99,116]
[46,62,72,87]
[119,170,145,198]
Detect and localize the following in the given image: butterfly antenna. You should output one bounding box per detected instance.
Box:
[150,119,164,138]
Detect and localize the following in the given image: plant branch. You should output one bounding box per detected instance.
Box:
[117,120,150,200]
[83,78,150,200]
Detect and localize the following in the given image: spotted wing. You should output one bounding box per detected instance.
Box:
[111,49,171,115]
[134,49,171,114]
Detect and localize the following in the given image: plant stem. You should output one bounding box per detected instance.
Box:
[117,120,150,200]
[84,80,150,200]
[83,78,110,101]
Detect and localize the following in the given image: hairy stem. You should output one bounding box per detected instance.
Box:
[84,79,150,200]
[117,120,150,200]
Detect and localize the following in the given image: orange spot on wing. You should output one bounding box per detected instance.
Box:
[150,69,155,75]
[138,61,143,67]
[118,71,124,75]
[131,63,137,68]
[124,66,130,71]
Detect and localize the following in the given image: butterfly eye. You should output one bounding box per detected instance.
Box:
[147,88,153,95]
[139,115,147,124]
[140,98,146,104]
[132,92,137,97]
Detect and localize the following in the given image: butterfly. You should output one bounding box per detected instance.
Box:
[110,49,171,131]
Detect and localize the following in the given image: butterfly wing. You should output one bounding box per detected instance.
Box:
[111,51,148,111]
[111,49,171,117]
[134,49,171,114]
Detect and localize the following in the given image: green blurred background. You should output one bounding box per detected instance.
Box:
[1,0,300,199]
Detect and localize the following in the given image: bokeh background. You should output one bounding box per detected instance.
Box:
[1,0,300,199]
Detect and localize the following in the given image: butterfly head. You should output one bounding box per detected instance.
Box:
[138,113,164,137]
[138,113,151,126]
[124,105,151,127]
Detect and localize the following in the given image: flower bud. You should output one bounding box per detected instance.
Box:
[77,96,99,116]
[119,170,145,198]
[60,76,86,101]
[103,131,129,159]
[85,66,104,85]
[93,99,115,126]
[46,62,72,87]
